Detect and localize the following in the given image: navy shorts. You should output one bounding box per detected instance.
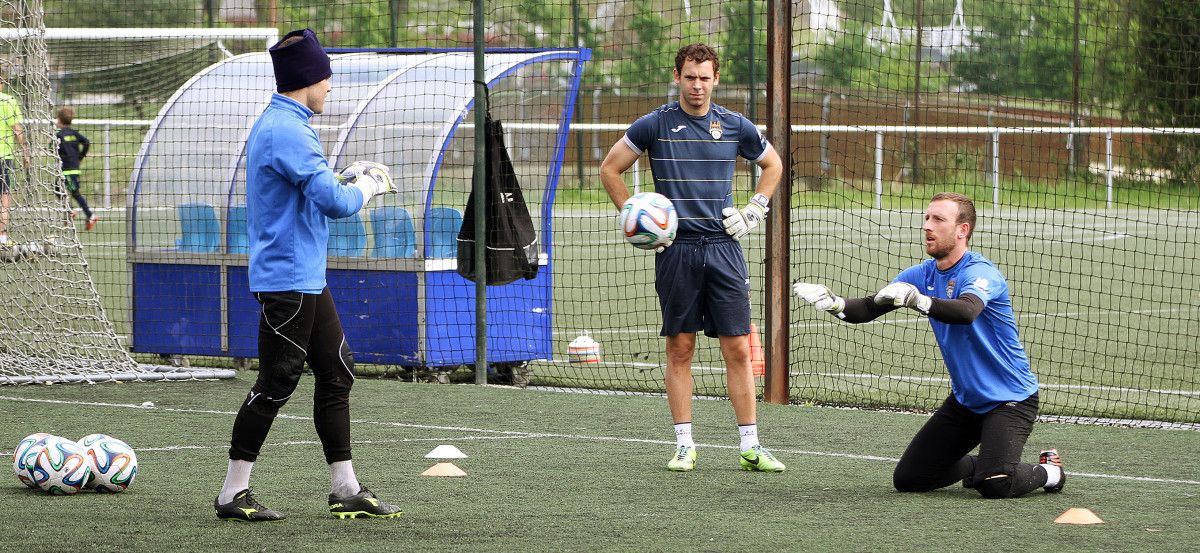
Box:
[654,234,750,338]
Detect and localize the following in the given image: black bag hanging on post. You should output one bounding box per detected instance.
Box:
[456,113,539,285]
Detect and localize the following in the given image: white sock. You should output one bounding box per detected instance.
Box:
[330,459,360,498]
[218,459,253,504]
[738,423,760,451]
[1043,464,1063,488]
[673,422,695,448]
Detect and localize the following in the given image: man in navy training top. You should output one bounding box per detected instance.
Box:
[214,28,401,521]
[793,192,1066,498]
[599,43,786,473]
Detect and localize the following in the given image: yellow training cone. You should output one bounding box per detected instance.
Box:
[421,462,467,477]
[1054,508,1104,525]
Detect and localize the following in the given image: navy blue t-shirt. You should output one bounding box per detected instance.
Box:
[623,101,768,235]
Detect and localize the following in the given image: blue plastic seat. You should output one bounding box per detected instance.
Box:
[176,202,220,253]
[327,212,367,257]
[426,206,462,258]
[226,205,249,254]
[370,206,416,258]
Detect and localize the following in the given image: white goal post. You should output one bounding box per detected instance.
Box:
[0,27,279,47]
[0,10,242,384]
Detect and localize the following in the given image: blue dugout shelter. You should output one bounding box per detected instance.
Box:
[128,48,590,367]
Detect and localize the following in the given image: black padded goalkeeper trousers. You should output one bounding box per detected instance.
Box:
[892,393,1049,498]
[229,288,355,464]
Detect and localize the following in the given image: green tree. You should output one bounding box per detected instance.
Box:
[815,22,948,93]
[43,0,202,27]
[1124,1,1200,182]
[277,1,398,48]
[615,0,704,88]
[720,0,766,86]
[950,0,1128,103]
[513,0,597,50]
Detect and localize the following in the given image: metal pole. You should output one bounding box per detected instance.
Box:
[912,0,923,186]
[571,0,586,187]
[632,159,641,194]
[1106,130,1113,208]
[763,0,791,405]
[1070,0,1082,173]
[747,0,756,123]
[103,124,111,209]
[992,130,1000,210]
[875,131,883,209]
[472,0,488,385]
[389,0,399,48]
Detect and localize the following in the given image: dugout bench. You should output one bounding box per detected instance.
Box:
[126,48,590,370]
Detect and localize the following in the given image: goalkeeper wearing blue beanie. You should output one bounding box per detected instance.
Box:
[794,192,1065,498]
[215,28,400,522]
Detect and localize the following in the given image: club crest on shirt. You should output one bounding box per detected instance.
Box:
[709,120,722,139]
[946,279,956,297]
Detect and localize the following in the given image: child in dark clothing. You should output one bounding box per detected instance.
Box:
[55,107,96,230]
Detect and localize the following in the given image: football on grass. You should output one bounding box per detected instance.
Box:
[78,434,138,493]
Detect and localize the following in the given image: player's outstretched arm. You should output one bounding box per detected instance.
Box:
[874,282,932,314]
[793,282,846,317]
[873,283,986,323]
[794,281,895,324]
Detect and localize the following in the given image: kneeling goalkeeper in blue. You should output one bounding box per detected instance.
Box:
[793,193,1065,498]
[599,44,785,472]
[215,29,401,522]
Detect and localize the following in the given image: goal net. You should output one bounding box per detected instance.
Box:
[0,1,236,384]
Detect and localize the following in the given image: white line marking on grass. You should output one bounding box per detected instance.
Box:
[1068,473,1200,486]
[561,306,1199,337]
[134,434,535,453]
[2,394,1196,486]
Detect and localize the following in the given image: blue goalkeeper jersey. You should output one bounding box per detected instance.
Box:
[245,93,365,294]
[623,101,768,235]
[892,251,1038,414]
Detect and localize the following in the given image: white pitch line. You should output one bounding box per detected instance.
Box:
[1,394,1197,486]
[553,305,1199,337]
[129,434,535,453]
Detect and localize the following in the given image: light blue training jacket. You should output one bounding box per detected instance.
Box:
[245,93,364,294]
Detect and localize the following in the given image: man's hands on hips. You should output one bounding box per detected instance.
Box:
[722,193,769,241]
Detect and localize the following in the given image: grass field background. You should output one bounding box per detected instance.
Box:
[60,186,1200,424]
[2,373,1198,551]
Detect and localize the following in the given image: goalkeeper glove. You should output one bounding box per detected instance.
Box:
[792,282,845,318]
[874,282,932,314]
[339,161,393,206]
[721,193,770,241]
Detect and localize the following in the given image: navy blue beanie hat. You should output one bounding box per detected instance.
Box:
[269,28,332,93]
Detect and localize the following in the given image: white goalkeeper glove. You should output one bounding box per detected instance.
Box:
[792,282,846,318]
[339,161,393,206]
[874,282,932,314]
[721,193,770,241]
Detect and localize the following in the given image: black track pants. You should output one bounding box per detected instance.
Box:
[893,394,1049,498]
[228,288,355,464]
